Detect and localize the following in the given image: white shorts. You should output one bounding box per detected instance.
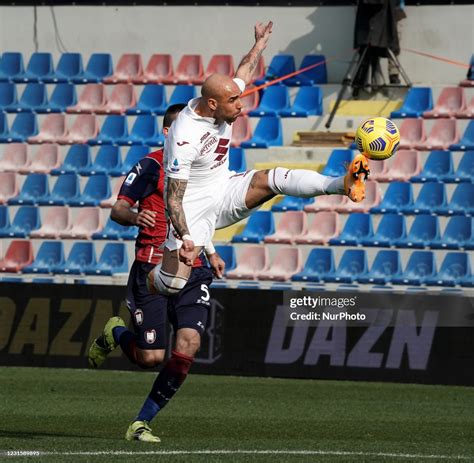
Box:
[165,170,258,251]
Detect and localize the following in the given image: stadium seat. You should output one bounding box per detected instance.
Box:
[38,173,80,206]
[89,115,127,145]
[168,85,196,106]
[174,55,204,85]
[450,120,474,151]
[232,210,275,243]
[24,143,60,174]
[51,144,91,175]
[335,180,381,213]
[425,252,471,287]
[39,83,77,113]
[30,206,72,239]
[280,86,323,117]
[0,113,38,142]
[330,213,373,246]
[22,241,65,274]
[5,82,47,112]
[0,206,40,237]
[117,115,161,146]
[459,54,474,87]
[437,183,474,216]
[110,145,148,177]
[9,173,48,205]
[59,114,99,145]
[431,216,472,249]
[391,87,433,118]
[0,172,19,203]
[264,211,307,244]
[100,176,124,208]
[96,84,137,115]
[91,216,137,241]
[72,53,113,83]
[79,145,121,176]
[399,118,426,150]
[285,54,327,86]
[52,242,96,275]
[61,207,103,239]
[240,117,282,148]
[304,194,348,213]
[416,119,460,151]
[271,196,313,212]
[249,86,290,117]
[358,250,402,285]
[392,251,437,285]
[69,175,111,206]
[455,95,474,118]
[0,240,33,272]
[294,211,340,244]
[240,85,259,115]
[214,245,237,274]
[228,147,246,173]
[361,214,406,247]
[322,149,354,176]
[258,247,303,281]
[394,214,440,248]
[0,205,9,233]
[85,243,128,275]
[411,150,454,183]
[67,84,107,114]
[444,151,473,183]
[371,182,414,214]
[403,182,447,215]
[126,85,167,115]
[137,54,174,84]
[0,113,7,139]
[28,114,66,144]
[255,54,295,86]
[226,245,269,280]
[103,53,144,84]
[0,82,18,110]
[0,143,29,172]
[42,53,84,83]
[423,87,466,118]
[324,249,368,283]
[292,248,334,282]
[0,52,25,82]
[378,150,421,182]
[204,54,235,80]
[231,116,252,147]
[14,52,53,83]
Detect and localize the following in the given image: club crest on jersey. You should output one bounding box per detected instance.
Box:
[170,158,180,172]
[134,309,144,326]
[145,329,156,344]
[200,135,218,156]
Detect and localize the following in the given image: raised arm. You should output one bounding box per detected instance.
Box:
[235,21,273,85]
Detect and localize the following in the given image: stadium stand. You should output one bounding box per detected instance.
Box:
[137,54,173,84]
[394,214,440,248]
[257,247,302,281]
[51,144,91,175]
[294,211,340,245]
[38,173,80,206]
[69,174,111,206]
[0,172,18,203]
[60,207,103,239]
[423,87,466,118]
[51,241,96,275]
[438,183,474,215]
[0,52,25,82]
[399,118,426,150]
[0,239,33,272]
[280,86,323,117]
[391,87,433,118]
[227,245,269,280]
[6,82,48,112]
[0,112,38,142]
[372,182,414,214]
[450,120,474,150]
[72,53,113,83]
[0,205,40,237]
[445,151,473,183]
[426,252,471,287]
[416,118,460,151]
[41,83,77,113]
[249,86,290,117]
[0,143,28,172]
[23,241,65,274]
[330,213,373,246]
[9,172,48,205]
[362,214,406,247]
[173,54,204,85]
[109,145,148,176]
[241,116,283,148]
[392,251,437,286]
[28,114,66,144]
[358,250,402,285]
[30,206,72,239]
[25,143,60,174]
[126,85,167,115]
[411,150,454,183]
[89,115,127,145]
[292,248,335,282]
[14,52,54,83]
[79,145,121,176]
[255,54,295,86]
[204,54,235,80]
[324,249,368,283]
[264,211,307,244]
[42,53,83,83]
[96,84,137,114]
[67,84,107,114]
[232,210,275,243]
[285,54,327,86]
[0,82,17,110]
[431,216,472,249]
[103,53,144,84]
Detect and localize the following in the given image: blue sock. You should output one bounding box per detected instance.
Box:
[113,326,138,364]
[136,396,161,423]
[112,326,128,344]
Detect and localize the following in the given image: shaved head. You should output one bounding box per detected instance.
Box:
[201,74,241,100]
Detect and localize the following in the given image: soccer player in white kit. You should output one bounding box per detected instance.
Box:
[149,21,371,295]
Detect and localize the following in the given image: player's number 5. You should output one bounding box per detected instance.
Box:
[200,284,210,301]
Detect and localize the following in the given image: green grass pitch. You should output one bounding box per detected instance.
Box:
[0,367,473,462]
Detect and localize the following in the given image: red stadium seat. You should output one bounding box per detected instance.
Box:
[257,247,303,281]
[174,55,204,85]
[455,96,474,119]
[28,114,67,144]
[67,84,107,114]
[226,245,269,280]
[367,158,389,181]
[231,116,252,147]
[423,87,466,118]
[0,240,33,272]
[60,207,103,239]
[0,172,19,204]
[96,84,137,115]
[241,85,260,115]
[100,176,125,208]
[103,53,144,84]
[415,119,460,151]
[0,143,29,173]
[21,143,60,174]
[335,180,381,213]
[378,150,421,182]
[58,115,99,145]
[137,54,174,84]
[264,211,307,244]
[295,211,340,245]
[204,54,235,80]
[30,206,72,239]
[399,118,426,150]
[304,194,348,213]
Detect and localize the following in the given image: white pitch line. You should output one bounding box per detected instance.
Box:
[2,450,472,460]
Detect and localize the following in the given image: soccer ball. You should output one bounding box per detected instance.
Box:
[355,117,400,161]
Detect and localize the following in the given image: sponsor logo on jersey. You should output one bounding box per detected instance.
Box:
[145,329,156,344]
[177,141,189,146]
[125,172,137,185]
[200,131,211,143]
[170,158,180,172]
[200,135,218,156]
[134,309,144,326]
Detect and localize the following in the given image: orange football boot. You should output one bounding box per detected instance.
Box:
[344,153,370,202]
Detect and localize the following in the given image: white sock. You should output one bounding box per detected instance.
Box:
[267,168,345,198]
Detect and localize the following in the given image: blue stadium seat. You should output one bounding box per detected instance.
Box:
[322,149,354,176]
[92,217,137,240]
[255,54,296,86]
[69,175,111,206]
[0,206,40,237]
[324,249,368,283]
[0,206,11,234]
[52,242,96,275]
[0,113,38,142]
[280,86,323,117]
[392,251,437,285]
[371,182,414,214]
[390,87,433,118]
[292,248,335,282]
[450,120,474,151]
[0,113,7,139]
[0,82,18,110]
[126,85,167,115]
[361,214,406,247]
[329,213,373,246]
[42,53,84,83]
[215,245,237,273]
[228,147,246,173]
[110,145,149,176]
[431,216,472,249]
[271,196,312,212]
[444,151,473,183]
[51,144,91,175]
[117,115,160,146]
[437,183,474,216]
[23,241,65,274]
[402,183,447,215]
[72,53,113,83]
[38,173,80,205]
[358,250,402,285]
[8,173,49,205]
[0,52,25,82]
[89,115,128,145]
[232,210,275,243]
[249,86,290,117]
[14,53,54,83]
[85,243,128,276]
[240,117,283,148]
[79,145,121,176]
[285,55,327,86]
[5,83,48,112]
[460,275,473,288]
[37,83,77,113]
[411,151,454,183]
[394,215,440,248]
[168,85,196,106]
[425,252,471,287]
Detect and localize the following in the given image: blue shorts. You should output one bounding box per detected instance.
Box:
[126,261,213,350]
